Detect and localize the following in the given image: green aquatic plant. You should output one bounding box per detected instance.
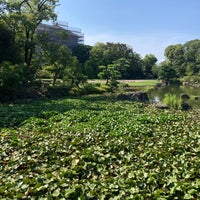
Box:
[163,93,181,109]
[0,97,200,199]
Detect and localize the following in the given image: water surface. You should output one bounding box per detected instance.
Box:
[148,85,200,109]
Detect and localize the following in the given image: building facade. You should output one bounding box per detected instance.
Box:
[36,21,84,48]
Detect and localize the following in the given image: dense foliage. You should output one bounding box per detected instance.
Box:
[0,0,58,83]
[159,39,200,83]
[83,42,144,80]
[0,0,158,97]
[0,0,200,99]
[0,97,200,199]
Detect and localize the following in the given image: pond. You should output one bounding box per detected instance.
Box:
[148,85,200,109]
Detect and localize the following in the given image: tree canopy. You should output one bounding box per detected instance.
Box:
[0,0,59,83]
[163,39,200,80]
[0,0,200,99]
[142,54,157,78]
[84,42,144,79]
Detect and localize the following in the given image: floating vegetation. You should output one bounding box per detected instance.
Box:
[0,97,200,199]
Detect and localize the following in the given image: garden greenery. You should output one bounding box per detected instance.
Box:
[0,97,200,199]
[163,94,182,110]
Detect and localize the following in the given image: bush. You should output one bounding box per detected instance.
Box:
[192,75,200,84]
[182,75,200,87]
[0,62,24,88]
[37,69,52,79]
[70,83,106,95]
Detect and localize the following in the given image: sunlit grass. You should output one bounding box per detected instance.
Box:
[120,79,160,86]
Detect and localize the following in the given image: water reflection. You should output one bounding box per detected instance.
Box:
[148,85,200,109]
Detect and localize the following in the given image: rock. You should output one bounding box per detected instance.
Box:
[161,80,168,86]
[116,93,129,100]
[194,96,200,100]
[182,81,190,86]
[130,92,149,102]
[155,103,169,109]
[181,102,192,111]
[116,92,149,102]
[180,93,190,100]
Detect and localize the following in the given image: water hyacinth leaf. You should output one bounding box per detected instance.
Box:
[183,193,194,199]
[52,188,60,197]
[0,97,200,199]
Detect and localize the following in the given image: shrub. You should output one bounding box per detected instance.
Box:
[0,62,24,88]
[70,83,106,95]
[182,75,200,87]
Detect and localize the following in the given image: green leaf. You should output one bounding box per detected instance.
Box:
[184,193,194,199]
[52,188,60,197]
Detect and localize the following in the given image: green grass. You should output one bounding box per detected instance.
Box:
[0,96,200,199]
[121,79,160,87]
[88,79,160,87]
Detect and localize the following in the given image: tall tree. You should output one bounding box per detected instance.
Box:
[72,44,92,65]
[37,31,71,85]
[85,42,107,78]
[158,61,177,82]
[126,53,143,79]
[183,39,200,75]
[0,20,23,64]
[142,54,157,78]
[164,44,185,77]
[164,40,200,78]
[37,30,87,87]
[0,0,58,82]
[86,42,142,79]
[72,44,92,77]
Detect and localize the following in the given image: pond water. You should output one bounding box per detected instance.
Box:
[148,85,200,109]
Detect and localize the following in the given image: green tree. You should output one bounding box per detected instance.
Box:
[151,64,159,78]
[97,58,129,89]
[72,44,92,78]
[37,31,87,87]
[126,53,143,79]
[0,62,24,88]
[98,64,121,88]
[103,42,135,64]
[107,64,121,89]
[86,42,142,79]
[0,20,23,64]
[39,43,72,85]
[72,44,92,65]
[183,39,200,75]
[0,0,58,82]
[63,56,87,87]
[85,42,107,78]
[158,61,177,83]
[164,40,200,78]
[142,54,157,78]
[164,44,185,77]
[112,58,130,78]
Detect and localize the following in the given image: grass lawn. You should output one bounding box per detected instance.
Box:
[119,79,160,87]
[88,79,160,87]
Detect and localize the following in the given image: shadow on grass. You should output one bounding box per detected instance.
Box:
[0,95,116,129]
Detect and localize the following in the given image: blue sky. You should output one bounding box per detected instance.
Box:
[56,0,200,61]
